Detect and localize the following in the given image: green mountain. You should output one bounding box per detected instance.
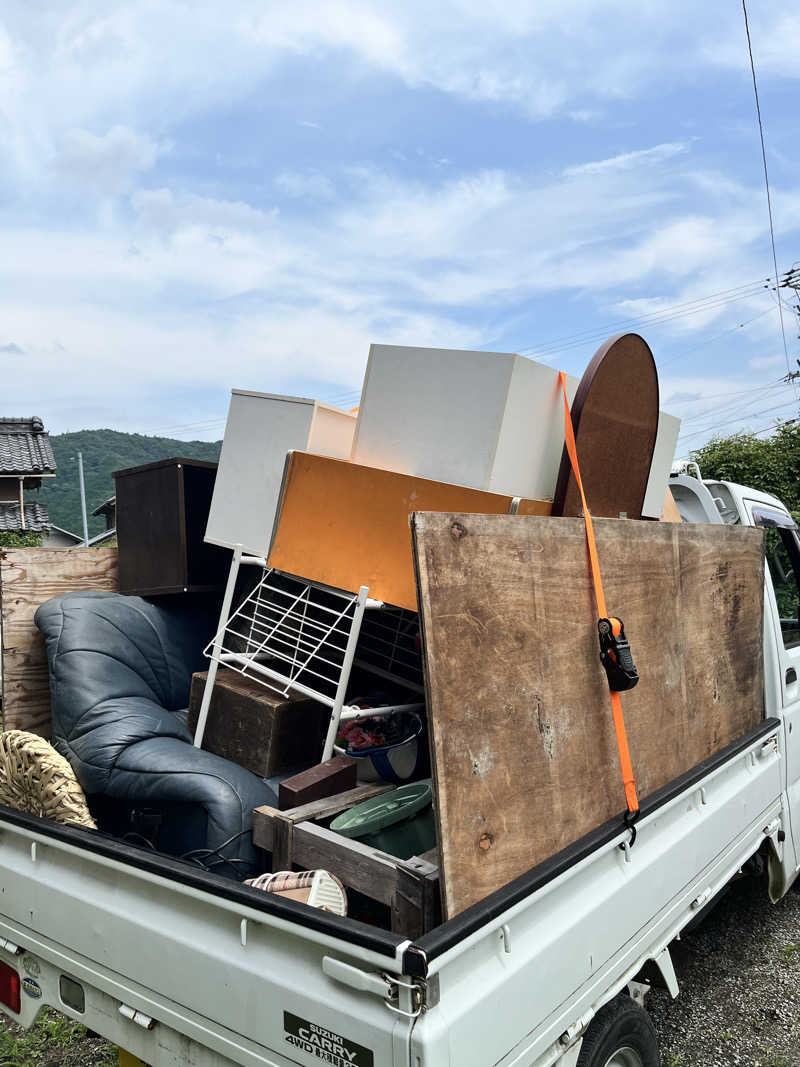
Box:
[38,429,222,538]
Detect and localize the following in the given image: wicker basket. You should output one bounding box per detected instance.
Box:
[0,731,96,829]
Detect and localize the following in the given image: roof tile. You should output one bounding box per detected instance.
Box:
[0,501,52,532]
[0,417,56,475]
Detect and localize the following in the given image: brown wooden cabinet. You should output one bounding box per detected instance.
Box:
[114,457,230,596]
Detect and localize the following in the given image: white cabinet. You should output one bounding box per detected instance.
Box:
[205,391,356,557]
[351,344,579,502]
[642,411,682,519]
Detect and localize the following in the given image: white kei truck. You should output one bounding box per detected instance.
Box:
[0,474,798,1067]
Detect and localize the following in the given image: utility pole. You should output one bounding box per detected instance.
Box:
[77,452,89,547]
[779,266,800,396]
[781,265,800,336]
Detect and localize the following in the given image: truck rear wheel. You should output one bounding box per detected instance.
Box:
[576,995,659,1067]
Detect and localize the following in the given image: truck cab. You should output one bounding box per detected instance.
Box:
[672,473,800,891]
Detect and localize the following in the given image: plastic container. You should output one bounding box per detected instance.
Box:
[334,710,427,784]
[330,781,436,860]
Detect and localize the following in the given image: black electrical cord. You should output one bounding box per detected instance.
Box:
[120,831,157,851]
[179,827,252,861]
[179,828,256,879]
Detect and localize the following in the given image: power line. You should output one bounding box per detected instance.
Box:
[677,396,799,443]
[145,417,227,435]
[677,379,788,425]
[319,389,362,407]
[518,276,775,360]
[522,281,771,357]
[657,306,776,371]
[678,416,798,458]
[751,418,798,437]
[679,383,792,431]
[741,0,791,377]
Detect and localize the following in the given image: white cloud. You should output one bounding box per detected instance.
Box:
[563,142,688,178]
[0,22,13,74]
[0,0,769,166]
[749,354,786,370]
[275,170,335,200]
[0,154,790,423]
[131,188,276,236]
[4,140,795,430]
[705,13,800,79]
[0,2,798,437]
[55,125,165,192]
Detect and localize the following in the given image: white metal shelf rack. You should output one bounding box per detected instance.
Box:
[193,546,424,763]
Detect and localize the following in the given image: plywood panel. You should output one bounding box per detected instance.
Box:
[411,514,764,917]
[0,548,119,736]
[267,453,551,610]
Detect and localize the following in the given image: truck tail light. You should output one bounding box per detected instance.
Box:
[0,961,21,1014]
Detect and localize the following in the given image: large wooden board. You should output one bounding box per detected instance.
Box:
[268,452,550,610]
[0,548,119,736]
[411,513,764,918]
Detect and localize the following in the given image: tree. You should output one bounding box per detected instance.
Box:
[692,421,800,620]
[690,420,800,518]
[0,531,44,548]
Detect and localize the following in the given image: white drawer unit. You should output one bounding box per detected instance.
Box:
[351,343,581,502]
[205,390,356,558]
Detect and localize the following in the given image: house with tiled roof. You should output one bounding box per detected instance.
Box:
[91,495,116,531]
[0,416,56,534]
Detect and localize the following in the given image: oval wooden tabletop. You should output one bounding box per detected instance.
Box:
[552,333,660,519]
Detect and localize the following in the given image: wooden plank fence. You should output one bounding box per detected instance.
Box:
[0,548,118,736]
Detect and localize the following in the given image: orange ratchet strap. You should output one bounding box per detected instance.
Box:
[558,371,640,819]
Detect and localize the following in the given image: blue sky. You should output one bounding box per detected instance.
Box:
[1,2,799,457]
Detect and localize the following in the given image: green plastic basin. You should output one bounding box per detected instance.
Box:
[330,781,436,860]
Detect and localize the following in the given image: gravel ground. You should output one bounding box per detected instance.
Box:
[0,873,798,1065]
[650,874,800,1066]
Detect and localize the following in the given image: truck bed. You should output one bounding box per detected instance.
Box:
[0,714,785,1066]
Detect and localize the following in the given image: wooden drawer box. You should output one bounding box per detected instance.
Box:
[114,457,229,596]
[188,669,330,778]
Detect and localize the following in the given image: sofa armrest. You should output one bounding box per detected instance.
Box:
[60,695,193,795]
[108,736,277,865]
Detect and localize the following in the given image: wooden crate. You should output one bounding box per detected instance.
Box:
[253,790,440,938]
[114,458,229,596]
[0,548,119,737]
[188,669,330,778]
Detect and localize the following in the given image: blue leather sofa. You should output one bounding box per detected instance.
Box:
[35,591,277,877]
